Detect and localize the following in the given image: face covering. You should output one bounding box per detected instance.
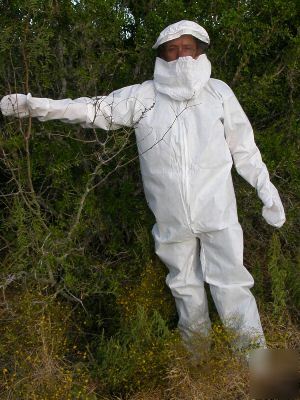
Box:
[153,54,211,101]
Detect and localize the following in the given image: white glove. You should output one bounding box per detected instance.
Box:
[262,185,286,228]
[0,93,31,117]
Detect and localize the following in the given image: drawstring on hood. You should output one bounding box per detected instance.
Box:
[153,54,211,101]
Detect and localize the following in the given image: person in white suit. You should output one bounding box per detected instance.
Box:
[1,20,285,352]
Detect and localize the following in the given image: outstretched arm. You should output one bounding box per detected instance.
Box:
[0,84,143,131]
[223,88,285,228]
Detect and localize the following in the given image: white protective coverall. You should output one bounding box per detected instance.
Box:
[1,20,286,349]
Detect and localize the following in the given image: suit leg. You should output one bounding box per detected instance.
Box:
[152,223,211,342]
[199,223,266,349]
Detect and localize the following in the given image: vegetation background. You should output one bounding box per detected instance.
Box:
[0,0,299,398]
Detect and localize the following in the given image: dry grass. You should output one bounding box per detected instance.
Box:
[1,287,299,400]
[122,316,299,400]
[0,288,95,399]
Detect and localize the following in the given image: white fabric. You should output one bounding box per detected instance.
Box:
[0,93,30,117]
[0,52,286,344]
[262,185,286,227]
[153,222,266,348]
[152,20,210,49]
[153,54,211,101]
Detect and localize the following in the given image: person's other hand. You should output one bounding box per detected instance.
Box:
[262,197,286,228]
[0,93,30,117]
